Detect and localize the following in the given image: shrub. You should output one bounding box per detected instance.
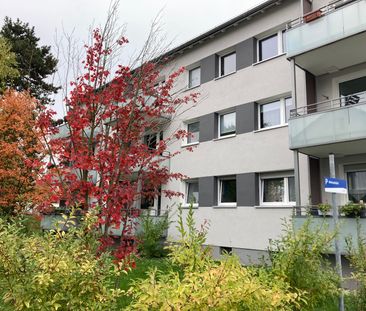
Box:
[269,218,339,310]
[127,205,303,310]
[318,203,331,215]
[137,211,170,258]
[0,212,123,310]
[341,202,364,217]
[346,220,366,309]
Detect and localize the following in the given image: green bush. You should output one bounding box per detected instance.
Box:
[127,206,303,310]
[137,211,170,258]
[0,212,123,310]
[346,220,366,309]
[341,202,364,217]
[269,218,339,310]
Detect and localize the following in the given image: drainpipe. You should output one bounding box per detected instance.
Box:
[291,58,301,207]
[300,0,305,15]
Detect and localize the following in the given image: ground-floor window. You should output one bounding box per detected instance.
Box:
[260,175,295,206]
[347,170,366,203]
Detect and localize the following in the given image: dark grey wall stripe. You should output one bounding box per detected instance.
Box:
[237,173,259,206]
[236,102,257,134]
[199,113,217,142]
[235,38,256,71]
[201,55,217,83]
[199,176,217,206]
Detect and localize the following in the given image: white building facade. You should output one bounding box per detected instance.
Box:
[146,0,366,263]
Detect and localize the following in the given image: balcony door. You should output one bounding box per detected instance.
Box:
[339,76,366,106]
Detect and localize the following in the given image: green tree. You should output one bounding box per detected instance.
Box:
[0,17,59,104]
[0,36,18,92]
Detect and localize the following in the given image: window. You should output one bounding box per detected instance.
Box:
[260,100,281,128]
[259,97,293,129]
[185,180,199,205]
[258,30,286,62]
[187,121,200,144]
[220,52,236,76]
[220,246,233,255]
[347,171,366,203]
[260,176,295,205]
[146,80,165,106]
[143,131,164,151]
[218,177,237,206]
[188,67,201,88]
[219,112,236,137]
[144,133,157,150]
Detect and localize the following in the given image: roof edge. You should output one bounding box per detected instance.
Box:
[163,0,284,59]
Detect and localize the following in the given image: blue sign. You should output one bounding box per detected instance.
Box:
[324,177,348,194]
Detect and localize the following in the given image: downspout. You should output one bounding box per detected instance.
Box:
[291,58,301,207]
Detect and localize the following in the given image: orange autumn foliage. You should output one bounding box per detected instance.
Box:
[0,91,44,214]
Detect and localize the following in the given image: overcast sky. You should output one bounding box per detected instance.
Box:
[0,0,265,115]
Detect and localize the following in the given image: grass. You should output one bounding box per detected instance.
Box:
[116,257,179,308]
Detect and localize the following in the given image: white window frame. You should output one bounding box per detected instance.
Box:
[258,97,292,130]
[218,111,236,138]
[219,52,236,77]
[182,120,200,147]
[186,121,200,145]
[184,179,199,207]
[218,176,237,207]
[259,174,295,206]
[257,30,286,62]
[188,67,201,89]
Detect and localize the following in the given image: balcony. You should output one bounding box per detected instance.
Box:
[288,92,366,157]
[293,206,366,254]
[286,0,366,75]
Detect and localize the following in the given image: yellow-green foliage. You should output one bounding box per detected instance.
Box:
[269,219,339,310]
[0,37,18,91]
[127,206,303,310]
[346,221,366,308]
[0,213,123,310]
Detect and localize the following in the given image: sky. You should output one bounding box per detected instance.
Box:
[0,0,265,116]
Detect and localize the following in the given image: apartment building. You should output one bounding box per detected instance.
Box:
[143,0,366,263]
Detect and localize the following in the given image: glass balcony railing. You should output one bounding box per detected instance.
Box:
[292,206,366,254]
[288,91,366,149]
[286,0,366,57]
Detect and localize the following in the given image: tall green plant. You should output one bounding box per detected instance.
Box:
[269,218,339,310]
[346,220,366,309]
[137,211,170,258]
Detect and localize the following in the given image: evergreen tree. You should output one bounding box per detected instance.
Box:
[0,17,59,105]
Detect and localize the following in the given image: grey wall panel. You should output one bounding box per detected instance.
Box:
[199,113,218,142]
[236,102,257,134]
[236,38,256,71]
[237,173,259,206]
[199,176,217,206]
[201,55,218,83]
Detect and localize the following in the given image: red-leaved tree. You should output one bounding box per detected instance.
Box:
[37,28,198,261]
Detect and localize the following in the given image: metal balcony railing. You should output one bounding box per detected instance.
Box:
[287,0,359,29]
[293,205,335,217]
[289,91,366,119]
